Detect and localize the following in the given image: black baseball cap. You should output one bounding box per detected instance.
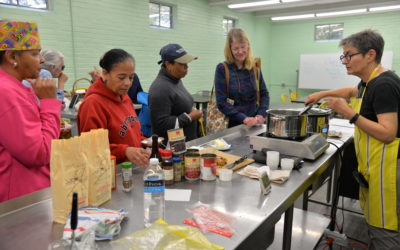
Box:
[157,43,197,64]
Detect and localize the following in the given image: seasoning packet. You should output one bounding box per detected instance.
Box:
[63,206,127,241]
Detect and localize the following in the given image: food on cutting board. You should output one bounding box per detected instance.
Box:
[216,156,227,166]
[210,138,231,150]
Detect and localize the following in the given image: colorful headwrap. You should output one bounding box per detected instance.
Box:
[0,20,41,51]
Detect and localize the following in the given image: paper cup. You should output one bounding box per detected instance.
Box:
[219,169,233,181]
[281,158,294,170]
[266,151,280,169]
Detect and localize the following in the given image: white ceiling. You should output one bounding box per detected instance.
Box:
[209,0,400,17]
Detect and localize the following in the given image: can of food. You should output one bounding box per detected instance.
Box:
[184,153,200,181]
[186,148,200,154]
[200,153,217,181]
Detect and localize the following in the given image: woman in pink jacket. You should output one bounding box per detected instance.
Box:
[0,20,61,202]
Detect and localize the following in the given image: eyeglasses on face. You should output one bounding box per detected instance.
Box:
[231,44,249,53]
[339,52,361,62]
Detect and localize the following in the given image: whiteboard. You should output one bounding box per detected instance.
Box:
[298,51,393,90]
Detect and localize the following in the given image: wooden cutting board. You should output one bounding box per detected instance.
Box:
[199,147,254,173]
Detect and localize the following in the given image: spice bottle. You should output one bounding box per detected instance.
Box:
[110,155,117,191]
[172,157,182,182]
[162,160,174,185]
[121,161,133,192]
[160,149,172,162]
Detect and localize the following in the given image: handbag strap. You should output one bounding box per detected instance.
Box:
[210,62,230,102]
[253,58,261,106]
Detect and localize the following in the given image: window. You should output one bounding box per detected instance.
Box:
[149,2,172,29]
[315,23,344,41]
[223,17,236,35]
[0,0,48,9]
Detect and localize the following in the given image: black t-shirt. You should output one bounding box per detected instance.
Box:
[357,70,400,137]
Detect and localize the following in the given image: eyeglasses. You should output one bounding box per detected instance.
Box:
[339,52,361,62]
[231,44,249,53]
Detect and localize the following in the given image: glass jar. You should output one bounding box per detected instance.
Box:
[172,157,182,182]
[121,161,133,192]
[162,160,174,185]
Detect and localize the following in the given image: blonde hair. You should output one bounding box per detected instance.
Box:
[224,28,255,70]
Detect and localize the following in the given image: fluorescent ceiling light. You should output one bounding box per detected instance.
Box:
[281,0,303,2]
[370,5,400,12]
[228,0,279,9]
[271,13,314,21]
[316,8,367,17]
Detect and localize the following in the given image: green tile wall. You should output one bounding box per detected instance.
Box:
[268,12,400,105]
[1,1,399,106]
[0,0,271,95]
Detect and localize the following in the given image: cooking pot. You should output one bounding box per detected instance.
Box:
[306,108,331,138]
[266,109,308,140]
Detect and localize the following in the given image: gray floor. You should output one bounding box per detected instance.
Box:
[269,179,369,250]
[305,182,369,250]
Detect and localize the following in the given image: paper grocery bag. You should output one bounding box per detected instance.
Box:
[50,136,89,224]
[85,129,112,206]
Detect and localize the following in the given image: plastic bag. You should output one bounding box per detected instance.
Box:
[183,203,235,237]
[110,219,223,250]
[63,206,127,241]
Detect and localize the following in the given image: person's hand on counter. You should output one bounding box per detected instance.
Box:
[243,117,258,126]
[125,147,150,167]
[255,115,265,124]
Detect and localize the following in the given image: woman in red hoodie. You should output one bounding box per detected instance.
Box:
[78,49,150,165]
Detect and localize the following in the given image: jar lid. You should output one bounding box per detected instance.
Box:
[172,157,182,163]
[159,149,172,157]
[121,162,132,168]
[162,159,173,166]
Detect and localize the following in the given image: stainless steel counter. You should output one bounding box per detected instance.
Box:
[0,120,354,250]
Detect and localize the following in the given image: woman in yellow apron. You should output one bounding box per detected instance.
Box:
[305,29,400,249]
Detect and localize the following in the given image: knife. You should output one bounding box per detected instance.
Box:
[226,155,248,169]
[70,192,78,250]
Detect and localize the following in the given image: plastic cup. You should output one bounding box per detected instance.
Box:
[219,169,233,181]
[266,151,280,169]
[281,158,295,170]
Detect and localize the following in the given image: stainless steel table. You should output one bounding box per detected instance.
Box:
[0,122,353,250]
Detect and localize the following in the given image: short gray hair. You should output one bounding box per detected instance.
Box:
[41,49,64,70]
[339,29,384,63]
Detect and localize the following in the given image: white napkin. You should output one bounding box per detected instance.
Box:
[238,165,291,184]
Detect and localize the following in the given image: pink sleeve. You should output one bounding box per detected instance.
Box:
[0,98,61,167]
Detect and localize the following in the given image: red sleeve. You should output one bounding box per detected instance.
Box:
[78,98,128,162]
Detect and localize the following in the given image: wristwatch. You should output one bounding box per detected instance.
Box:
[349,113,360,124]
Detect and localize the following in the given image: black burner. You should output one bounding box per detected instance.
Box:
[257,132,306,142]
